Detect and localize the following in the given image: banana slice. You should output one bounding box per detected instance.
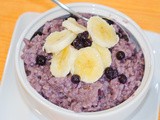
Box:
[92,42,112,68]
[62,18,87,34]
[71,47,104,83]
[44,30,77,53]
[50,45,77,77]
[87,16,119,48]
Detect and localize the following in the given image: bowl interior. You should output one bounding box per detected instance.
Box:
[15,2,153,116]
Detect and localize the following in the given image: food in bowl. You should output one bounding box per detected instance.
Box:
[21,13,144,112]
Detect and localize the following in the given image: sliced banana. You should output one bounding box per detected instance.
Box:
[44,29,77,53]
[87,16,119,48]
[62,18,87,34]
[92,42,112,68]
[50,45,77,77]
[71,47,104,83]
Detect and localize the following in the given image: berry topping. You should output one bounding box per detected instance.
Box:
[71,39,83,50]
[71,74,80,84]
[105,67,118,80]
[36,55,46,66]
[71,31,92,50]
[118,74,127,84]
[77,31,89,40]
[116,51,125,60]
[84,39,92,47]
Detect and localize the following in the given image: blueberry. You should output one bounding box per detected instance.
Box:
[71,31,92,50]
[71,74,80,84]
[116,51,125,60]
[105,67,118,80]
[118,74,127,84]
[84,39,92,47]
[36,55,46,66]
[71,38,83,50]
[77,31,89,40]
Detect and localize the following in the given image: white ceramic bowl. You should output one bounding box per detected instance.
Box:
[15,2,154,120]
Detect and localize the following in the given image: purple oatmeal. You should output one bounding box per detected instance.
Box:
[21,13,144,112]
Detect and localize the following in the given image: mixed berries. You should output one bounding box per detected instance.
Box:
[104,67,127,84]
[71,31,92,50]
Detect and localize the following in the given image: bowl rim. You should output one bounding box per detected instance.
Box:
[15,2,154,117]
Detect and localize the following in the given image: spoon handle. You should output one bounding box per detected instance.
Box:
[51,0,88,21]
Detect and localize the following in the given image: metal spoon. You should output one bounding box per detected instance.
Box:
[51,0,88,21]
[51,0,135,46]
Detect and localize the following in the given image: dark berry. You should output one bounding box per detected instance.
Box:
[31,26,43,40]
[84,39,92,47]
[103,18,114,25]
[71,38,83,50]
[118,74,127,84]
[71,31,92,50]
[71,74,80,84]
[116,51,125,60]
[36,55,46,66]
[105,67,118,80]
[77,31,89,40]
